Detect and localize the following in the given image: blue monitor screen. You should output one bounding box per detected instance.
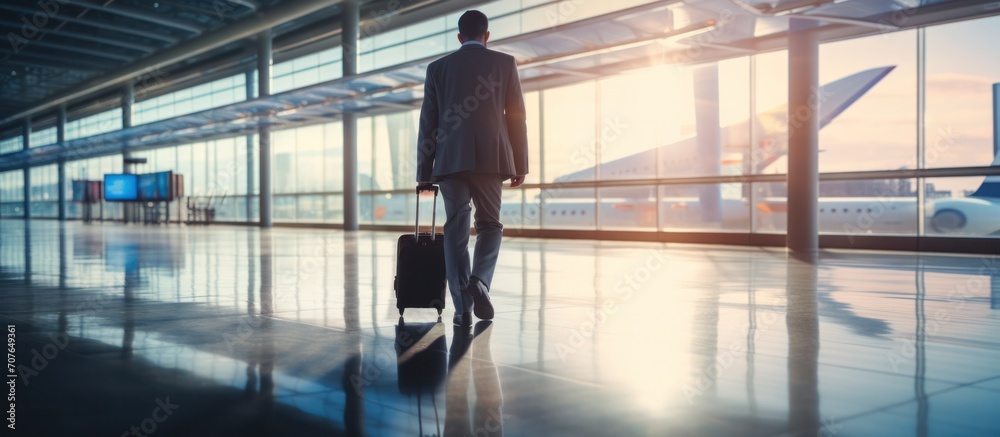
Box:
[156,171,172,200]
[137,173,157,200]
[104,174,138,201]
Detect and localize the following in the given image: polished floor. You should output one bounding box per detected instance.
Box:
[1,220,998,436]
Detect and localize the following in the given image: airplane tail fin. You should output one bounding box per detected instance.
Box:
[752,66,896,172]
[969,145,1000,198]
[815,66,896,129]
[970,82,1000,198]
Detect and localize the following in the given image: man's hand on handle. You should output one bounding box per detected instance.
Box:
[509,176,525,188]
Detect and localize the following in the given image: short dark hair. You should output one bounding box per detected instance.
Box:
[458,10,488,40]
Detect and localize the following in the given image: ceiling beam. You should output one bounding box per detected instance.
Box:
[2,59,101,72]
[0,48,118,70]
[0,19,157,53]
[23,40,136,63]
[228,0,259,12]
[63,0,204,34]
[0,3,178,44]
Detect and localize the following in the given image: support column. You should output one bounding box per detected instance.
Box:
[246,69,256,223]
[122,81,135,224]
[694,64,722,224]
[257,30,273,228]
[786,21,819,254]
[23,118,31,219]
[342,0,360,231]
[57,104,67,221]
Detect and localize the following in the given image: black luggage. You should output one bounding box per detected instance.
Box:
[394,184,446,316]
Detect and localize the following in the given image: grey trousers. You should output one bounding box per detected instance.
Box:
[438,173,504,314]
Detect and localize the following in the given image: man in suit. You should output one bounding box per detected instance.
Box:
[417,10,529,327]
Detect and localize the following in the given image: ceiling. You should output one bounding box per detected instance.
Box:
[0,0,286,120]
[0,0,487,135]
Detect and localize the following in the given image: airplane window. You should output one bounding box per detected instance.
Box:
[842,209,848,213]
[820,209,825,213]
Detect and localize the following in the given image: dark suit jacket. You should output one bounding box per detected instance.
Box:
[416,43,529,182]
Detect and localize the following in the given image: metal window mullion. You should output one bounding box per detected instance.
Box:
[749,54,758,234]
[538,91,546,229]
[594,81,601,230]
[916,27,927,238]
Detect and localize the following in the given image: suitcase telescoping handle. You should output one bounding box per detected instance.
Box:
[414,184,439,240]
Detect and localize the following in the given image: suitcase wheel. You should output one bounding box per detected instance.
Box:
[398,308,404,316]
[436,308,442,316]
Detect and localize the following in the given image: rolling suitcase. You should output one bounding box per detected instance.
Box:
[394,184,446,316]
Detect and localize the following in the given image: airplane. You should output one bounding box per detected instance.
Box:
[928,158,1000,236]
[510,66,906,231]
[364,66,1000,237]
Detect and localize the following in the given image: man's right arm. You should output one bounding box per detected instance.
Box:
[504,57,529,181]
[416,65,438,183]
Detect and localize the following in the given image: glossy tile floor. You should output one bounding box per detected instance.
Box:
[1,220,998,436]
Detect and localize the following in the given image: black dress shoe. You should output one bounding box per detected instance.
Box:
[453,312,472,327]
[467,278,494,320]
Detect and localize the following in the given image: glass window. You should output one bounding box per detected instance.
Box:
[324,122,343,192]
[924,176,1000,238]
[753,50,788,175]
[234,137,250,196]
[296,125,325,193]
[325,194,344,223]
[406,17,446,40]
[0,170,25,217]
[191,142,208,196]
[925,16,1000,169]
[541,187,596,230]
[818,179,918,236]
[658,183,750,232]
[372,111,418,192]
[819,31,917,172]
[272,130,297,194]
[542,82,596,183]
[0,136,23,154]
[524,91,541,185]
[274,195,296,220]
[358,117,374,191]
[65,108,122,141]
[29,165,59,218]
[597,63,746,181]
[30,126,57,148]
[213,138,238,196]
[176,144,193,197]
[297,195,324,222]
[134,74,247,125]
[753,182,787,234]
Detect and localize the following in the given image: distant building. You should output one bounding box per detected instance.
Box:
[925,183,953,199]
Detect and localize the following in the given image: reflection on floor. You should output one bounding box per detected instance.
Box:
[1,220,998,436]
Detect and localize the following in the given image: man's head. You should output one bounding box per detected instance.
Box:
[458,10,489,44]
